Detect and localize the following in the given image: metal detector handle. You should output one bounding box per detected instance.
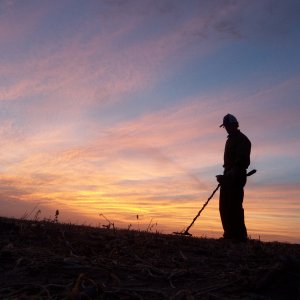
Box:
[247,169,257,177]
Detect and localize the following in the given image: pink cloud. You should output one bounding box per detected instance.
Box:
[1,3,229,114]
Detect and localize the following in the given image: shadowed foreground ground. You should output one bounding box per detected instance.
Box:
[0,217,299,299]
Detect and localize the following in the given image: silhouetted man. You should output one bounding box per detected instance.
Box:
[216,114,251,242]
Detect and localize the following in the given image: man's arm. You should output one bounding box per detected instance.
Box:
[234,135,251,170]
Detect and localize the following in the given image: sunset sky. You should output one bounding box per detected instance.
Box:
[0,0,299,243]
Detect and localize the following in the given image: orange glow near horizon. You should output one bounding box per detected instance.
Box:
[2,165,299,244]
[1,104,299,243]
[1,103,299,243]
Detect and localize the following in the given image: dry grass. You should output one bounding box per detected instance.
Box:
[0,216,299,299]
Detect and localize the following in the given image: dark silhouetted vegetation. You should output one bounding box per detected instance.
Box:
[0,216,299,299]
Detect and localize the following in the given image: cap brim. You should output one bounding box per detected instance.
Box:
[219,124,224,128]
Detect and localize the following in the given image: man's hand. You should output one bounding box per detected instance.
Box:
[216,175,224,185]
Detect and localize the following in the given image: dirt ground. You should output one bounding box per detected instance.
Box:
[0,217,299,299]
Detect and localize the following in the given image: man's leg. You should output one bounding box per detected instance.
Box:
[230,184,247,241]
[219,185,233,239]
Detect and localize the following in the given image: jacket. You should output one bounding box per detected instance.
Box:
[223,130,251,176]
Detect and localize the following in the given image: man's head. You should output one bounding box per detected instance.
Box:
[220,114,239,134]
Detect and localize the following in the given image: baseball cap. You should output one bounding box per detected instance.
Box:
[219,114,238,128]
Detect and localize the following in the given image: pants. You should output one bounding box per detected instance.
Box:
[219,174,247,240]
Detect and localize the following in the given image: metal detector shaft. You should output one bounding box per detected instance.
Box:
[183,183,220,235]
[176,169,257,236]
